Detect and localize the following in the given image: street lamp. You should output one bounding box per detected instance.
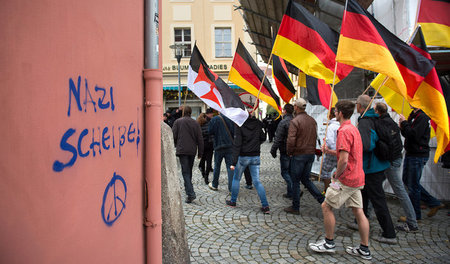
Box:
[169,44,187,107]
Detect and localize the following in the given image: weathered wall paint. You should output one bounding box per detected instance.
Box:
[0,0,144,263]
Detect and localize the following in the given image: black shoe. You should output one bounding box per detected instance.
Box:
[282,194,293,199]
[185,196,196,203]
[226,200,236,207]
[261,206,270,214]
[300,190,304,197]
[396,223,419,233]
[202,173,209,185]
[244,185,253,189]
[284,206,300,215]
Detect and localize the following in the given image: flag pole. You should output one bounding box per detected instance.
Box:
[317,62,339,183]
[253,52,274,112]
[182,86,189,116]
[360,76,389,117]
[362,83,373,95]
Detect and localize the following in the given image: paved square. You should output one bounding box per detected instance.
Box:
[182,142,450,263]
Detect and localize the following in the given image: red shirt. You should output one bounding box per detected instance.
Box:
[336,120,365,188]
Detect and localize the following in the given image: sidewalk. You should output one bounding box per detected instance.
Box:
[182,142,449,263]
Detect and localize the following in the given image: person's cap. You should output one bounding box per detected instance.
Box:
[165,109,171,114]
[206,108,214,114]
[295,98,307,109]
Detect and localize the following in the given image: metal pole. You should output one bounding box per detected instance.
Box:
[177,59,181,107]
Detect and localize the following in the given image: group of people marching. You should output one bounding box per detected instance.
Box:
[169,94,445,260]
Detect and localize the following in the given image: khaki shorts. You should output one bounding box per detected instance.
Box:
[324,181,363,209]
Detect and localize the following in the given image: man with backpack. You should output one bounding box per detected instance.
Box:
[374,103,419,232]
[354,95,396,244]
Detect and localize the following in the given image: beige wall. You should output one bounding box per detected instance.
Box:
[162,0,255,111]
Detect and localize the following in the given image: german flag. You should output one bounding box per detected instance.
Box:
[306,75,337,110]
[298,70,306,88]
[337,0,436,100]
[272,54,296,103]
[272,0,353,85]
[229,40,282,114]
[418,0,450,48]
[371,27,449,162]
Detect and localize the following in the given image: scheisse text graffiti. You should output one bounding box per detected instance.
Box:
[53,76,141,172]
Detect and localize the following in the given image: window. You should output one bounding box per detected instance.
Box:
[215,28,232,58]
[174,28,192,57]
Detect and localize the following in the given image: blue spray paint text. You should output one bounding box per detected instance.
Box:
[68,76,115,116]
[53,120,140,172]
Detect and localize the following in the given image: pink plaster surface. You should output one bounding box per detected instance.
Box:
[0,1,145,263]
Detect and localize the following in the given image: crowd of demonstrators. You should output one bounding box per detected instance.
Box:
[164,105,184,127]
[263,113,281,142]
[171,106,203,204]
[309,100,372,260]
[320,107,339,194]
[398,106,445,220]
[196,109,215,185]
[227,113,270,214]
[170,93,446,260]
[284,98,325,215]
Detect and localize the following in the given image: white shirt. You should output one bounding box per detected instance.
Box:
[325,118,339,150]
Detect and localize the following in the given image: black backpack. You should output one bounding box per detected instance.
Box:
[371,116,403,161]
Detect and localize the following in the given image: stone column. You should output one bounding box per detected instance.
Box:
[161,122,190,264]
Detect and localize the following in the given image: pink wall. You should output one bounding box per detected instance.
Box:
[0,1,145,263]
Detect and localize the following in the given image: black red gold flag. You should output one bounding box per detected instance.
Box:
[272,0,353,85]
[272,54,296,103]
[229,40,282,114]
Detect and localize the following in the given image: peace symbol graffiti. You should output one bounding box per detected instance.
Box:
[101,172,127,226]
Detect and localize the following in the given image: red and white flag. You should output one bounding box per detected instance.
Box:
[187,44,248,126]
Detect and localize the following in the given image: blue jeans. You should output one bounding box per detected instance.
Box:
[280,154,293,197]
[385,158,417,228]
[178,155,196,198]
[212,148,233,192]
[290,154,324,210]
[402,155,441,220]
[230,156,269,207]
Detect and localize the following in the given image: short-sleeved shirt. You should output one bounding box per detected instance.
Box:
[336,120,364,188]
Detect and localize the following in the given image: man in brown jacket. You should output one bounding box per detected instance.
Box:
[172,106,204,203]
[284,98,324,215]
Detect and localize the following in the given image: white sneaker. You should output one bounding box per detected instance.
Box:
[208,182,218,191]
[308,239,336,253]
[346,246,372,260]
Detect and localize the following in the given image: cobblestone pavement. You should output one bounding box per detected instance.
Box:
[181,142,450,263]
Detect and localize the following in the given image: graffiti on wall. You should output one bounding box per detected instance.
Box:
[101,172,127,226]
[52,76,141,172]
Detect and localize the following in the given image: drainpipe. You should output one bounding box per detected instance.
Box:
[144,0,162,263]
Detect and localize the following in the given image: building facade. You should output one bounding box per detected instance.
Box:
[162,0,256,117]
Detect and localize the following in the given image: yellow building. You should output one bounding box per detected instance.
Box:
[162,0,256,117]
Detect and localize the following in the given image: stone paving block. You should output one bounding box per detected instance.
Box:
[182,142,450,263]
